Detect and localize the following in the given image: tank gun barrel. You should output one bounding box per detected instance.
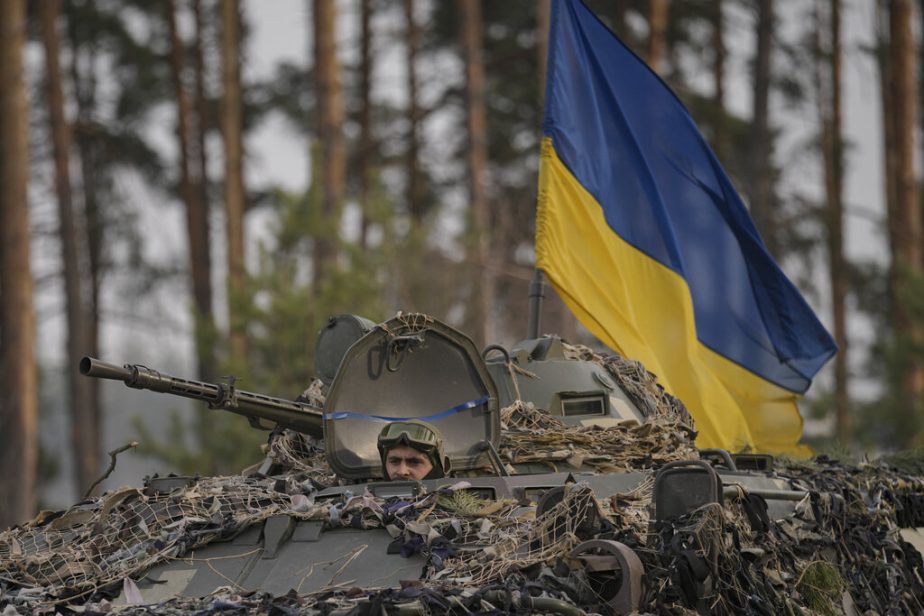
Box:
[79,357,324,439]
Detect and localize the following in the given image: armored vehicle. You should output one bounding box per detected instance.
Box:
[2,312,923,615]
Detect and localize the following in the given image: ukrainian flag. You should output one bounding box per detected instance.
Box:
[536,0,836,454]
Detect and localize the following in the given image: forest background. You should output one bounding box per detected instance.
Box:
[1,0,923,528]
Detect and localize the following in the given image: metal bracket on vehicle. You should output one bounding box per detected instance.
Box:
[261,515,296,559]
[654,459,723,522]
[569,539,644,614]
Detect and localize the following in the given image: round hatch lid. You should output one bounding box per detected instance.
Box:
[323,314,500,480]
[315,314,376,385]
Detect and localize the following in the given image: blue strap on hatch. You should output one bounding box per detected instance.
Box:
[323,396,490,422]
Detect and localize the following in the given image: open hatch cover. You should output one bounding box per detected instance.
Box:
[323,314,500,480]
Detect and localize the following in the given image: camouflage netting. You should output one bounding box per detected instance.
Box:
[3,426,923,614]
[0,475,309,608]
[2,347,923,614]
[3,459,921,615]
[266,397,698,482]
[560,342,694,427]
[499,401,697,473]
[635,461,924,615]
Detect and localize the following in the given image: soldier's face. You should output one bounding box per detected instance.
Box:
[385,445,434,480]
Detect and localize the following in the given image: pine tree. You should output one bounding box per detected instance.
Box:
[747,0,778,257]
[357,0,374,250]
[816,0,850,442]
[647,0,668,73]
[167,0,215,382]
[63,0,170,485]
[0,0,39,527]
[711,0,727,160]
[457,0,495,346]
[886,0,924,445]
[40,0,98,495]
[404,0,425,228]
[221,0,248,363]
[312,0,346,294]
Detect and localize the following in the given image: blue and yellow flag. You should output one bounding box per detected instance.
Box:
[536,0,837,454]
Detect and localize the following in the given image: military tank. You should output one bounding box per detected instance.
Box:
[1,310,923,614]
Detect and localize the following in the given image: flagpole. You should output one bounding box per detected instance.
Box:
[527,268,546,339]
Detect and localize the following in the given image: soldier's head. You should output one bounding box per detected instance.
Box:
[377,420,450,481]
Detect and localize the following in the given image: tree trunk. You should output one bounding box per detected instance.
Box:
[220,0,247,362]
[192,0,215,380]
[66,1,103,447]
[41,0,99,496]
[357,0,373,250]
[168,0,214,380]
[0,0,39,528]
[458,0,495,345]
[647,0,668,73]
[829,0,850,443]
[817,0,850,442]
[537,0,550,104]
[889,0,922,273]
[878,1,898,253]
[193,0,211,216]
[613,1,628,40]
[888,0,924,444]
[312,0,345,293]
[920,0,924,229]
[711,0,727,160]
[747,0,777,257]
[405,0,424,227]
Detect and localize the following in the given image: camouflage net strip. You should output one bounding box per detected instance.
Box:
[0,474,613,612]
[562,342,694,426]
[500,401,698,472]
[627,458,924,615]
[265,431,335,484]
[430,483,602,587]
[0,475,313,606]
[266,399,699,482]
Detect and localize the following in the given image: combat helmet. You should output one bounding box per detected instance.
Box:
[377,420,451,480]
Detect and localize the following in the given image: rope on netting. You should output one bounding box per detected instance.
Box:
[392,312,434,334]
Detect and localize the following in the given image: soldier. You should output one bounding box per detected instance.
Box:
[377,420,451,480]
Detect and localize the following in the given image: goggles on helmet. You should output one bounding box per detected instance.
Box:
[377,421,440,453]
